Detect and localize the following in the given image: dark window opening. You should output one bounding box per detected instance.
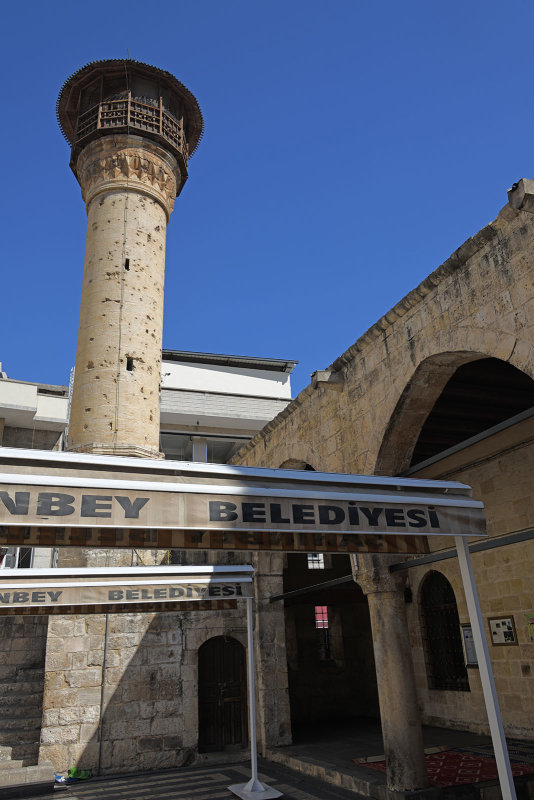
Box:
[168,549,184,565]
[315,605,331,660]
[421,571,468,691]
[126,357,134,372]
[124,258,130,271]
[160,431,249,464]
[17,548,33,569]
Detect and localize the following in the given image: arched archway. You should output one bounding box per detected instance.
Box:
[198,636,247,753]
[419,571,468,692]
[410,357,534,466]
[375,353,534,475]
[277,459,379,732]
[375,352,484,474]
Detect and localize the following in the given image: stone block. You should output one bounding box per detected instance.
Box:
[85,617,106,635]
[40,725,79,745]
[109,719,150,740]
[80,722,99,742]
[44,653,72,671]
[138,736,163,752]
[508,178,534,211]
[137,749,177,770]
[111,738,138,764]
[163,735,183,750]
[64,668,101,688]
[48,619,75,638]
[59,705,100,725]
[71,652,87,670]
[150,717,179,736]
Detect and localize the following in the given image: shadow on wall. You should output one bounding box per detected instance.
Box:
[0,616,48,767]
[40,602,248,776]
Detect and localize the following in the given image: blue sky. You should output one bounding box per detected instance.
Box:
[2,1,534,396]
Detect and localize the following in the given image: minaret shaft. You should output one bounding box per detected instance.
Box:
[57,59,203,459]
[67,136,178,457]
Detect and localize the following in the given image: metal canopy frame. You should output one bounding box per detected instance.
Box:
[0,565,279,799]
[0,448,485,558]
[0,448,517,800]
[454,537,516,800]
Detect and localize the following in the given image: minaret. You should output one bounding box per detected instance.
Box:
[57,60,202,458]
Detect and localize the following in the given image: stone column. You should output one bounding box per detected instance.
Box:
[252,553,292,752]
[358,555,428,792]
[67,135,179,458]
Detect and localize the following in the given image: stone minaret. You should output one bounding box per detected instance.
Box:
[57,60,202,458]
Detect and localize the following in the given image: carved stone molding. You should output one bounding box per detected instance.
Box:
[68,442,164,460]
[508,178,534,214]
[75,135,180,219]
[356,553,407,595]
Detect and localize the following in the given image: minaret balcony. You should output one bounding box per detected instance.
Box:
[74,97,188,169]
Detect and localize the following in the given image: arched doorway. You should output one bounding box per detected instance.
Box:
[278,459,379,732]
[283,554,379,729]
[420,571,468,692]
[198,636,248,753]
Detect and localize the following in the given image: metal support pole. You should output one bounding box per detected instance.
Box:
[191,436,208,463]
[228,597,281,799]
[455,536,517,800]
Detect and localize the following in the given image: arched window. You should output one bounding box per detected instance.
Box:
[420,571,468,691]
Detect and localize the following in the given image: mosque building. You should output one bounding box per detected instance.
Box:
[0,58,532,797]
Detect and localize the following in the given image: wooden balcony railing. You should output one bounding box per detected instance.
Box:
[75,98,187,166]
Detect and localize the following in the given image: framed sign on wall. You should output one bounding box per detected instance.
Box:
[488,616,518,646]
[460,623,478,666]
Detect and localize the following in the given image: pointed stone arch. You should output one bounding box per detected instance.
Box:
[375,351,485,475]
[374,326,534,475]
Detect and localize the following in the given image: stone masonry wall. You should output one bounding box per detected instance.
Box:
[235,199,534,477]
[39,606,248,774]
[405,432,534,735]
[232,187,534,737]
[37,546,278,773]
[0,616,48,765]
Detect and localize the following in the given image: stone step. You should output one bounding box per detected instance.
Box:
[0,736,40,751]
[0,667,44,682]
[0,736,39,752]
[0,719,41,734]
[0,668,44,682]
[0,762,25,771]
[1,746,40,766]
[0,683,43,697]
[0,761,55,795]
[0,694,43,711]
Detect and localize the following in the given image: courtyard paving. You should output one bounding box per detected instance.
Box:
[31,759,364,800]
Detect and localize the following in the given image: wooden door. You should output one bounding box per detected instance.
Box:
[198,636,248,752]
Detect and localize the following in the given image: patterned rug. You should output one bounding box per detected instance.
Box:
[456,739,534,765]
[355,741,534,787]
